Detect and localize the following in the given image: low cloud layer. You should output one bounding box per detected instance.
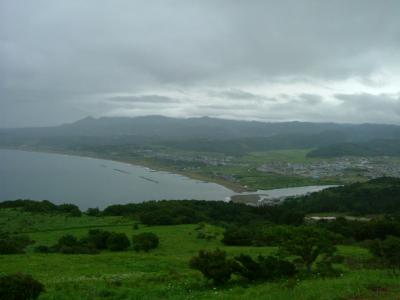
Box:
[1,1,400,127]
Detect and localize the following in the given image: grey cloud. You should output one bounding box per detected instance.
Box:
[210,89,266,101]
[1,0,400,126]
[108,95,179,103]
[298,94,323,105]
[335,93,400,115]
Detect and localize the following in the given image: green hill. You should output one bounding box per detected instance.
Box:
[285,177,400,215]
[307,139,400,158]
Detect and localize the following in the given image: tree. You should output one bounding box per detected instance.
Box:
[189,249,237,285]
[55,234,98,254]
[106,232,130,251]
[86,208,100,217]
[0,273,44,300]
[222,226,254,246]
[279,226,340,274]
[131,232,159,252]
[369,235,400,275]
[0,232,33,254]
[234,254,296,281]
[57,204,81,217]
[87,229,111,250]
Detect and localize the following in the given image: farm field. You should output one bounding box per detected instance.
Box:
[1,209,399,300]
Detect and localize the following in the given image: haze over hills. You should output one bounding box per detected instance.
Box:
[2,115,400,139]
[1,116,400,156]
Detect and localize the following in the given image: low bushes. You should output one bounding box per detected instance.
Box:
[0,232,33,254]
[106,232,130,251]
[0,273,44,300]
[189,249,296,285]
[0,199,81,217]
[35,230,161,254]
[131,232,159,252]
[234,254,296,281]
[189,249,237,285]
[368,235,400,274]
[35,230,131,254]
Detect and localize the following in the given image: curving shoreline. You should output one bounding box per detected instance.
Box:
[0,146,245,193]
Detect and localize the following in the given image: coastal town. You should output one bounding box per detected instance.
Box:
[132,148,400,184]
[257,157,400,180]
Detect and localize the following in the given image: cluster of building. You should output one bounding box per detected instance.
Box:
[137,149,234,167]
[257,157,400,179]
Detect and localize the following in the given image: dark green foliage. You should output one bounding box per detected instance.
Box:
[0,232,33,254]
[308,138,400,158]
[38,230,131,254]
[87,229,111,250]
[34,245,55,254]
[252,225,295,246]
[103,200,297,226]
[55,234,99,254]
[234,254,296,281]
[189,249,237,285]
[368,236,400,274]
[57,204,82,217]
[0,273,44,300]
[86,207,100,216]
[279,226,340,274]
[315,254,343,277]
[57,234,79,248]
[106,232,130,251]
[131,232,159,252]
[316,217,400,241]
[0,199,81,217]
[285,177,400,215]
[221,226,254,246]
[222,224,295,247]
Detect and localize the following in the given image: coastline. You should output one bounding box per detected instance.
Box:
[0,146,247,193]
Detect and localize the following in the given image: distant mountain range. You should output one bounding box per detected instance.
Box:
[1,115,400,156]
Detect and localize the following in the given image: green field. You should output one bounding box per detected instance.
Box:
[1,209,399,300]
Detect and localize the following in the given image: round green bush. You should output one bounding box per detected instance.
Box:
[132,232,159,252]
[106,232,130,251]
[0,273,44,300]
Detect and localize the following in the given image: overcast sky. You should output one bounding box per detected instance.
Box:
[1,0,400,127]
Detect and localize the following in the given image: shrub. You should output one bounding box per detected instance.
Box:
[57,204,81,217]
[55,234,98,254]
[86,207,100,216]
[0,200,82,216]
[189,249,237,285]
[139,210,176,225]
[234,254,296,281]
[0,232,33,254]
[34,245,53,253]
[87,230,111,250]
[368,235,400,274]
[279,226,340,274]
[131,232,159,252]
[222,226,254,246]
[0,273,44,300]
[106,233,130,251]
[57,234,79,248]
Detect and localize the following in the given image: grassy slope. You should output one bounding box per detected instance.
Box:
[1,210,399,300]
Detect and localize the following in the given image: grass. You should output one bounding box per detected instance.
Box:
[1,210,398,299]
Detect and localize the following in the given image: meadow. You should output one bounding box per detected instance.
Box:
[1,209,399,300]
